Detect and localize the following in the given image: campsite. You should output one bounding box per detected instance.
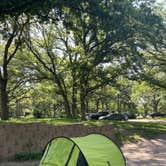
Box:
[0,0,166,166]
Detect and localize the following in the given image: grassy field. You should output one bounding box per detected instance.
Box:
[112,121,166,143]
[85,120,166,143]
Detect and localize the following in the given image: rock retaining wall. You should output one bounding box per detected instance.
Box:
[0,123,116,160]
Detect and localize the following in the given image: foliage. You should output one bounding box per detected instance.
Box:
[14,152,42,161]
[0,0,166,120]
[0,15,29,120]
[131,81,166,115]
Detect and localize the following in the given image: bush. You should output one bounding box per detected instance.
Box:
[33,110,43,118]
[14,152,42,161]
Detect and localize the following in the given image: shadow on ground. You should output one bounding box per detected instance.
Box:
[122,134,166,166]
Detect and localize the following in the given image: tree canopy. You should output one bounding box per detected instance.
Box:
[0,0,166,120]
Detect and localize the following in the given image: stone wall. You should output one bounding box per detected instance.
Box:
[0,123,116,160]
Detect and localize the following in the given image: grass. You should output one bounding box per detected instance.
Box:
[112,121,166,143]
[84,120,166,143]
[0,118,81,125]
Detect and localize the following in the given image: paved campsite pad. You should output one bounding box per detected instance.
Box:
[0,135,165,166]
[122,134,166,166]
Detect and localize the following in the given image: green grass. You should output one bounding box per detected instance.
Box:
[84,120,166,143]
[0,118,81,125]
[112,121,166,143]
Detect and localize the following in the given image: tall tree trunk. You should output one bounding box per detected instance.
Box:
[153,99,160,113]
[101,100,104,110]
[53,103,56,118]
[117,94,121,113]
[62,94,71,118]
[71,80,77,118]
[143,103,148,117]
[152,95,160,113]
[96,99,99,111]
[0,80,9,120]
[86,98,89,113]
[80,90,86,120]
[105,103,108,110]
[123,103,126,113]
[55,77,72,118]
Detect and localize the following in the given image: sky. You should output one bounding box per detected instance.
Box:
[156,0,166,5]
[156,0,166,8]
[157,0,165,2]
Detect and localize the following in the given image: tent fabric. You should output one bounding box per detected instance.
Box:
[39,134,126,166]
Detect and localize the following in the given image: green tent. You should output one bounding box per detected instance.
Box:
[39,134,126,166]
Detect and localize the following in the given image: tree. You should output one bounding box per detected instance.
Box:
[21,0,165,120]
[0,0,93,20]
[131,81,165,116]
[0,15,28,120]
[59,0,165,119]
[132,1,166,89]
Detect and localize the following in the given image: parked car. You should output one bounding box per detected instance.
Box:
[99,113,128,121]
[89,111,109,120]
[151,112,166,118]
[85,113,93,120]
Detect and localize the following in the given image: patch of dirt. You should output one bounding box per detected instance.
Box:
[122,134,166,166]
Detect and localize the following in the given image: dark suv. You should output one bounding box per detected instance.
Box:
[151,112,166,118]
[89,111,109,120]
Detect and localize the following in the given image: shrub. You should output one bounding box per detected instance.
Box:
[14,152,42,161]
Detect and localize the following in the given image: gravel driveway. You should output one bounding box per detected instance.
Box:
[0,135,165,166]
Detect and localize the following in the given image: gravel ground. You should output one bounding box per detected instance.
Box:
[122,134,166,166]
[0,135,165,166]
[128,119,166,123]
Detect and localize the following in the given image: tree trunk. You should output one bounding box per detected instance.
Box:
[117,94,121,113]
[63,94,71,118]
[71,80,77,118]
[0,80,9,120]
[152,95,160,113]
[80,90,86,120]
[123,103,126,113]
[96,99,100,111]
[86,98,89,113]
[55,78,72,118]
[105,102,108,110]
[101,100,104,110]
[62,91,72,118]
[143,103,148,117]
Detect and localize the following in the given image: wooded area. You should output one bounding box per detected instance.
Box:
[0,0,166,120]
